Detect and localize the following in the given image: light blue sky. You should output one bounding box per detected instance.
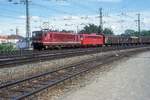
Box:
[0,0,150,36]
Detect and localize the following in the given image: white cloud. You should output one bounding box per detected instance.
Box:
[98,0,122,2]
[19,15,40,20]
[19,15,26,19]
[91,0,122,3]
[57,1,70,6]
[47,0,70,6]
[1,11,150,36]
[0,30,2,34]
[31,16,40,21]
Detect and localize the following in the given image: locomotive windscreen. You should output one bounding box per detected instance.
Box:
[32,31,43,37]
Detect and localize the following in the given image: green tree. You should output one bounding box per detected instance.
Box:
[103,28,114,35]
[123,29,136,36]
[79,24,102,34]
[141,30,150,36]
[0,43,16,53]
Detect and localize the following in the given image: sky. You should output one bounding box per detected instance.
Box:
[0,0,150,36]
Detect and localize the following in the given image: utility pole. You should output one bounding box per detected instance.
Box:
[76,25,79,34]
[99,8,103,31]
[25,0,30,48]
[16,27,19,35]
[137,13,141,35]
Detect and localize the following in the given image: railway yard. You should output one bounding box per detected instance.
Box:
[0,45,150,100]
[1,0,150,100]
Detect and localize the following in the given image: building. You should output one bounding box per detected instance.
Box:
[0,36,8,43]
[7,35,24,44]
[0,35,24,44]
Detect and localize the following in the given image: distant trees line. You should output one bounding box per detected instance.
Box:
[79,24,150,36]
[121,29,150,36]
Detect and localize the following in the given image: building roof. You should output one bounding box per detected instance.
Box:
[0,35,24,40]
[0,36,8,39]
[7,35,24,40]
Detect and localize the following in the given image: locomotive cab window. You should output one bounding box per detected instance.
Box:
[32,32,36,37]
[32,31,42,37]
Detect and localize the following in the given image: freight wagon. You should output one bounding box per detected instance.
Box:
[139,36,150,44]
[105,35,128,45]
[105,35,140,46]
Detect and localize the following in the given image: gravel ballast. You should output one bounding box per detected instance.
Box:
[0,47,149,85]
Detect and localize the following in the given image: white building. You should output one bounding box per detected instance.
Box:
[0,35,24,44]
[0,36,8,44]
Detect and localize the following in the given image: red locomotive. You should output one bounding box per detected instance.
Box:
[80,34,104,46]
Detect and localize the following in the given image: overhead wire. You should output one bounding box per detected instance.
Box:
[0,14,25,20]
[31,2,73,15]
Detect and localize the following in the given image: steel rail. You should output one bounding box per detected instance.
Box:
[0,48,95,59]
[0,45,148,68]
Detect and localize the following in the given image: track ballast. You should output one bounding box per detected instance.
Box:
[0,45,148,68]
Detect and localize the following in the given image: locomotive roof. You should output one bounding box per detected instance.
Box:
[80,33,103,36]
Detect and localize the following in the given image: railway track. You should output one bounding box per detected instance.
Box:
[0,44,146,59]
[0,48,86,59]
[0,47,103,59]
[0,47,104,68]
[0,51,123,100]
[0,45,148,68]
[0,50,34,59]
